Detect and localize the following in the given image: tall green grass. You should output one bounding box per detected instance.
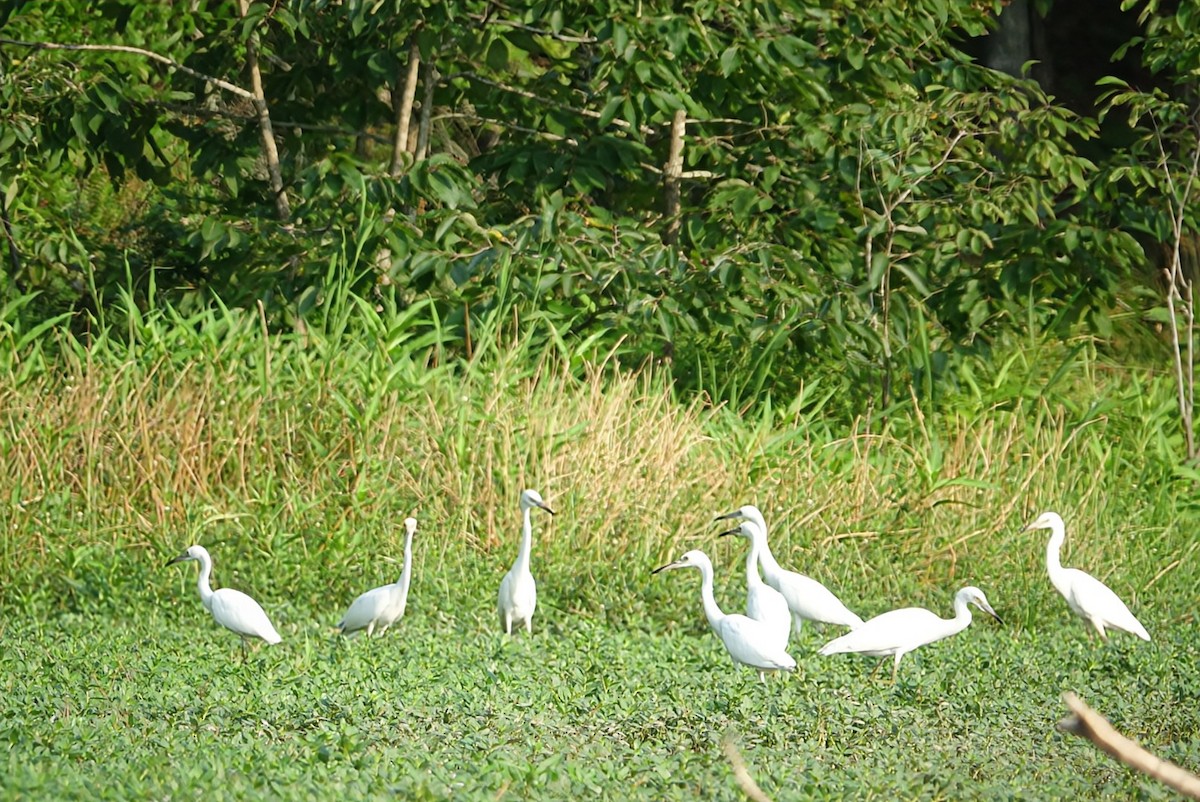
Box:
[0,267,1194,641]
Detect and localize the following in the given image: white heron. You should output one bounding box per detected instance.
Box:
[653,549,797,683]
[717,520,792,648]
[818,585,1002,683]
[714,505,863,633]
[1024,511,1150,642]
[167,544,281,656]
[497,489,555,635]
[337,517,418,638]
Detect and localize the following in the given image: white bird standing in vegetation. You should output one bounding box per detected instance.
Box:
[498,489,555,635]
[337,517,418,638]
[718,520,792,648]
[714,505,863,633]
[653,549,797,683]
[1024,511,1150,642]
[818,586,1002,683]
[167,545,282,656]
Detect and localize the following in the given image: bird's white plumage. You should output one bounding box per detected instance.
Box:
[1024,511,1150,642]
[819,585,1001,682]
[338,517,418,637]
[715,505,863,632]
[497,489,555,635]
[169,544,281,648]
[653,549,796,682]
[719,520,791,648]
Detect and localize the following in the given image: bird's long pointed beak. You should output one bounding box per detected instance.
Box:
[538,501,556,516]
[982,603,1003,625]
[166,553,189,567]
[713,510,738,522]
[651,560,682,575]
[716,527,741,538]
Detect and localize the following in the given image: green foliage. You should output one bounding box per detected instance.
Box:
[0,0,1172,416]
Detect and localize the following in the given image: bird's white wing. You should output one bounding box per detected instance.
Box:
[775,570,864,628]
[1065,568,1150,640]
[717,614,796,671]
[818,608,938,656]
[210,588,281,643]
[498,568,536,617]
[746,583,790,623]
[339,585,391,633]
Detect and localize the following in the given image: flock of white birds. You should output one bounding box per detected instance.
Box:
[167,493,1151,680]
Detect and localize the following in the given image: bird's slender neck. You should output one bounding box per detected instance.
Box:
[695,560,725,632]
[195,553,215,611]
[944,593,976,637]
[749,515,784,577]
[397,528,415,593]
[743,533,765,587]
[1045,523,1066,576]
[513,506,534,573]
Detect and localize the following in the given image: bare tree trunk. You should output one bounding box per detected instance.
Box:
[662,109,686,246]
[1059,693,1200,800]
[237,0,290,221]
[415,58,438,161]
[389,41,421,177]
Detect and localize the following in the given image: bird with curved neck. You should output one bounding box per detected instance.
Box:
[819,586,1002,683]
[498,489,555,635]
[1024,511,1150,642]
[167,544,281,658]
[714,504,863,633]
[718,520,792,648]
[653,549,797,683]
[337,517,419,637]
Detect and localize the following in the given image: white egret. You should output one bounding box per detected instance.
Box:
[497,489,555,636]
[653,549,797,683]
[717,520,792,648]
[818,585,1002,683]
[337,517,418,637]
[714,505,863,633]
[167,545,281,656]
[1024,511,1150,642]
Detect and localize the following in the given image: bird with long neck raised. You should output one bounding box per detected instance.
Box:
[1024,511,1150,642]
[498,489,555,635]
[714,504,863,633]
[717,520,792,648]
[819,586,1002,683]
[653,549,797,683]
[337,517,419,637]
[167,544,282,658]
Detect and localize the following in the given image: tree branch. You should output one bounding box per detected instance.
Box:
[0,37,256,101]
[1059,692,1200,800]
[663,109,686,246]
[236,0,289,221]
[722,733,774,802]
[390,39,421,177]
[466,14,598,43]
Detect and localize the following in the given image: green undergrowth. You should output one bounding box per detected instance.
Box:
[1,610,1197,800]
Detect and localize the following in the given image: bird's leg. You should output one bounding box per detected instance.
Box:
[525,618,532,635]
[366,621,376,638]
[503,613,513,636]
[891,654,902,685]
[870,659,886,680]
[240,637,249,663]
[758,670,767,685]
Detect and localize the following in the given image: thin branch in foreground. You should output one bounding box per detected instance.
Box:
[1058,692,1200,800]
[721,733,774,802]
[0,37,255,101]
